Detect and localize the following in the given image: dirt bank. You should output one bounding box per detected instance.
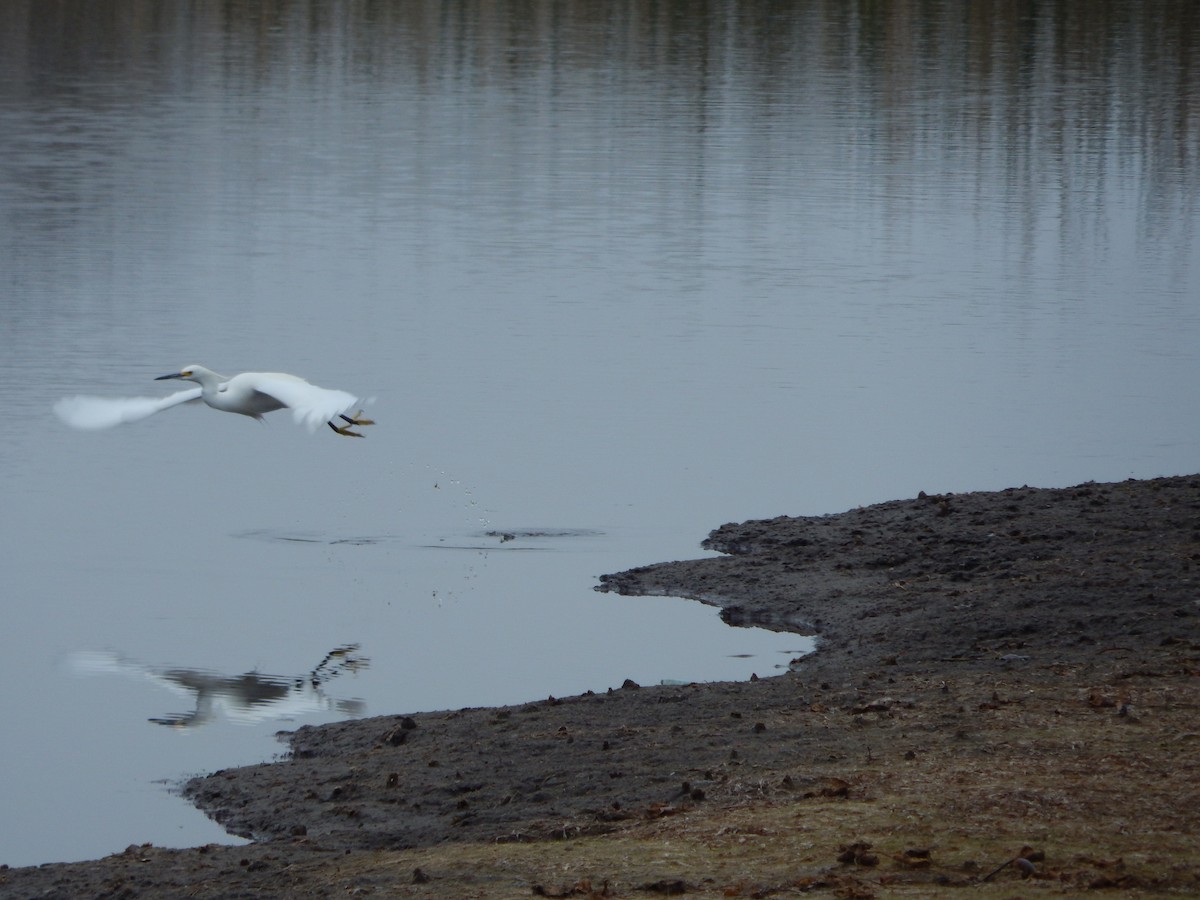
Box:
[4,475,1198,898]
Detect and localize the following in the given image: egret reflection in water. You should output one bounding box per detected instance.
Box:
[68,645,369,728]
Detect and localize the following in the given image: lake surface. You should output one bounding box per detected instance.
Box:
[2,0,1198,867]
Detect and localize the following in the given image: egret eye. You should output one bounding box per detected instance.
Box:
[181,370,192,377]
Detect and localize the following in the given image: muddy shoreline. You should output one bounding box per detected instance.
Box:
[4,475,1199,898]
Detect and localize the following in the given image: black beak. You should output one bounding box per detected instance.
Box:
[155,373,184,381]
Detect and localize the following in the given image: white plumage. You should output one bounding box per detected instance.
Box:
[54,364,374,437]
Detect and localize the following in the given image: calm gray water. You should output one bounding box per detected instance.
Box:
[2,0,1198,867]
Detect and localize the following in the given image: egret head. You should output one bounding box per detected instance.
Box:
[155,365,204,382]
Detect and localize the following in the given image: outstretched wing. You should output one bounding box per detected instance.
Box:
[249,375,358,432]
[54,388,203,430]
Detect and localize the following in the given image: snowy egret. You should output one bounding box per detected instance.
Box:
[54,364,374,437]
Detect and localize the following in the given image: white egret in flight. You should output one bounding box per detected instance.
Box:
[54,364,374,437]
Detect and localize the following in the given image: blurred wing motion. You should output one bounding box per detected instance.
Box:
[53,388,203,430]
[249,375,360,432]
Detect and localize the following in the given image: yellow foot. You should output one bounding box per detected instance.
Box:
[328,410,374,437]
